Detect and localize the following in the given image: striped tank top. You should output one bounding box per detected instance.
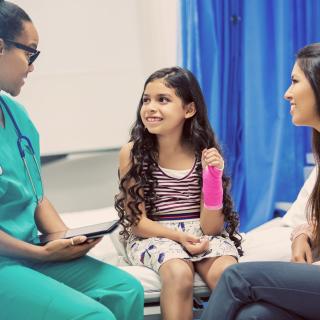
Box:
[144,160,201,221]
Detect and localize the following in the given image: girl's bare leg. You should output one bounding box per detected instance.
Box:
[159,259,195,320]
[195,256,237,289]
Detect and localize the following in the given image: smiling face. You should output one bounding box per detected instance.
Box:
[284,62,320,131]
[0,21,39,96]
[140,78,196,137]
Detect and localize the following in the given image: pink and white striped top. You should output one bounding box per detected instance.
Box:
[144,161,201,221]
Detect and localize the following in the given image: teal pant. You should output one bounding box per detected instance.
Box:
[0,256,144,320]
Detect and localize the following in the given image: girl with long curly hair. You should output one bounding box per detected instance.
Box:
[115,66,242,320]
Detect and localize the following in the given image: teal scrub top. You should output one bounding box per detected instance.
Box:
[0,94,42,264]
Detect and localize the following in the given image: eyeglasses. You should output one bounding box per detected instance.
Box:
[4,39,40,65]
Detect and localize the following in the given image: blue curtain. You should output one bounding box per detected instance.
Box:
[181,0,320,231]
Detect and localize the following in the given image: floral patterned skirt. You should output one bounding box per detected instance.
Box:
[126,219,239,272]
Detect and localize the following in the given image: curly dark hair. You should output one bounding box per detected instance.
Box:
[115,66,243,256]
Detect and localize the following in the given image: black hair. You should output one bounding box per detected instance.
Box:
[115,66,243,256]
[297,43,320,251]
[0,0,31,41]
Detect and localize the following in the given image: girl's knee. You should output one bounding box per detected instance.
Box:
[220,261,242,281]
[219,256,237,271]
[207,257,238,288]
[160,261,194,290]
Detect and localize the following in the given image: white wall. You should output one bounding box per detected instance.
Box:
[12,0,178,155]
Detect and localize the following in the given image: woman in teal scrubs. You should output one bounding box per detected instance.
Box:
[0,1,144,319]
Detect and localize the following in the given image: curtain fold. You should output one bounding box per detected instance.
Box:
[181,0,320,231]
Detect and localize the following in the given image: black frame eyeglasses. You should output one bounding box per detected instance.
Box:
[4,39,40,65]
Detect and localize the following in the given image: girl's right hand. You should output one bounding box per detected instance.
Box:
[40,236,102,262]
[179,233,209,255]
[291,234,313,264]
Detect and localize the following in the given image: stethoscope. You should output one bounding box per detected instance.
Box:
[0,96,43,203]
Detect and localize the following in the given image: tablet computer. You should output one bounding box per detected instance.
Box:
[37,220,120,245]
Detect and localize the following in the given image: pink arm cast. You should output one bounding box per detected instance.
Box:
[202,166,223,210]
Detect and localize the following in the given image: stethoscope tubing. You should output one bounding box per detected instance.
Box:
[0,95,43,203]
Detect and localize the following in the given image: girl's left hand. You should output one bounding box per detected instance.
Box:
[179,233,210,256]
[202,148,224,170]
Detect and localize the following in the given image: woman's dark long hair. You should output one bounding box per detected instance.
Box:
[297,43,320,250]
[115,67,242,256]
